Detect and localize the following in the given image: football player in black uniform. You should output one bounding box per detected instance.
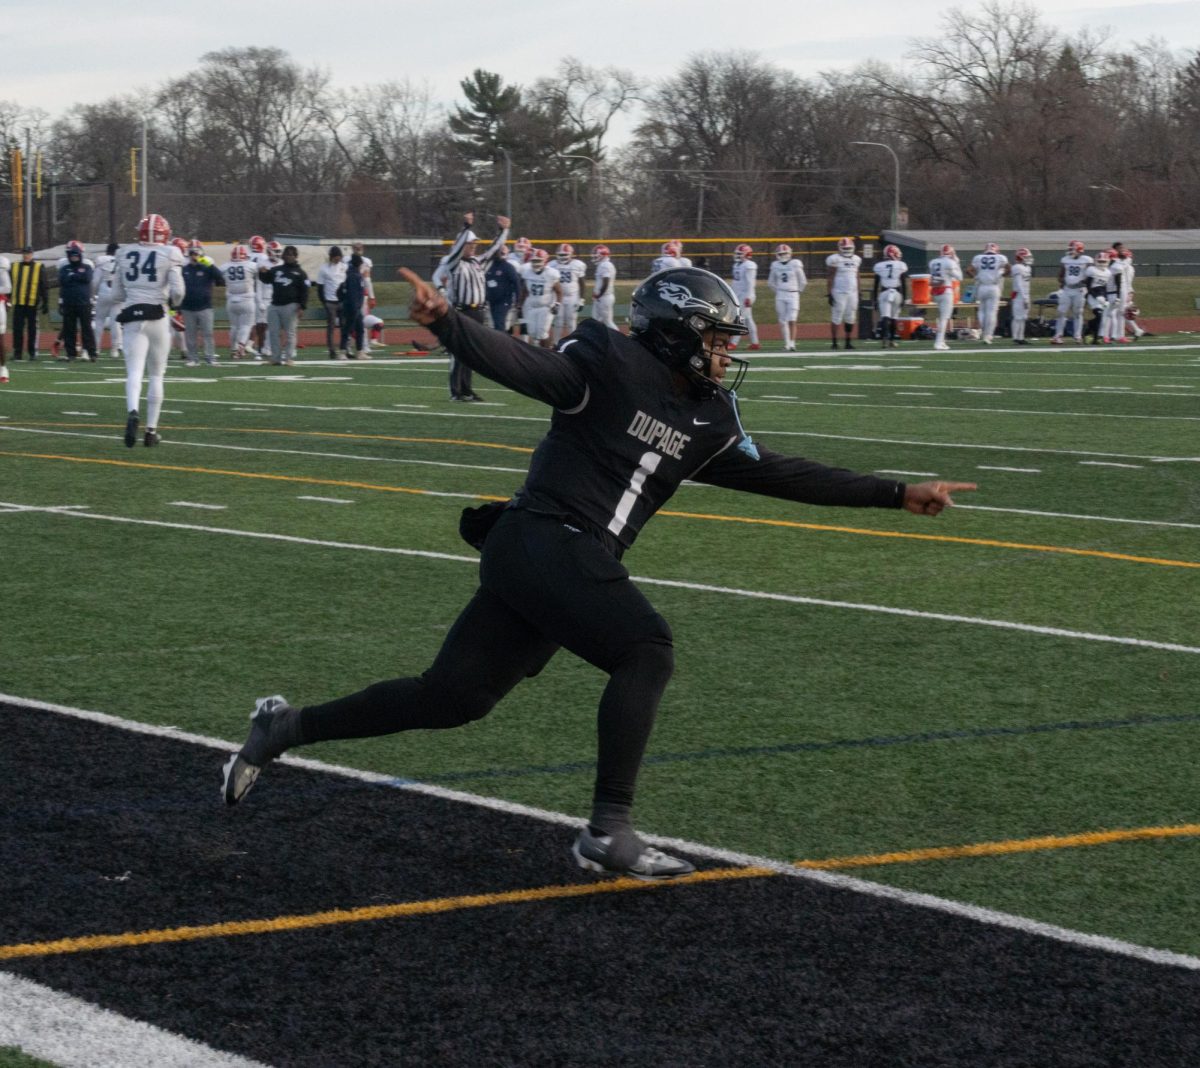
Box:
[223,266,976,880]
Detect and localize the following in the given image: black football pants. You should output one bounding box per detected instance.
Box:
[297,508,675,813]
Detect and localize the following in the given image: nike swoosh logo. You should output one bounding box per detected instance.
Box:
[693,419,711,426]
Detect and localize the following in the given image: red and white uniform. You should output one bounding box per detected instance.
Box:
[521,262,561,341]
[1055,251,1093,340]
[928,253,963,350]
[730,253,758,346]
[591,255,617,329]
[969,249,1009,343]
[91,252,120,356]
[113,238,185,432]
[825,250,860,325]
[1009,259,1033,341]
[222,253,258,352]
[552,254,588,342]
[873,256,908,320]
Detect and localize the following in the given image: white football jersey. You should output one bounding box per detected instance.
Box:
[555,257,587,295]
[0,256,10,297]
[873,259,908,290]
[222,259,258,299]
[768,259,807,294]
[1010,263,1032,301]
[521,264,560,308]
[112,242,184,307]
[928,256,963,291]
[1106,259,1127,295]
[1060,253,1093,289]
[1084,264,1112,292]
[253,252,277,300]
[593,259,616,294]
[825,252,861,295]
[650,255,682,274]
[92,253,118,297]
[971,252,1008,286]
[731,258,758,300]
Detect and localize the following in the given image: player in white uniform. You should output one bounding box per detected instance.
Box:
[552,242,588,343]
[246,235,271,357]
[1008,248,1034,345]
[649,241,682,276]
[767,244,807,351]
[519,249,562,346]
[672,241,692,269]
[113,213,185,448]
[928,244,963,351]
[590,245,617,329]
[221,244,258,359]
[968,242,1010,345]
[1052,240,1093,344]
[1111,244,1148,341]
[872,244,909,348]
[728,244,760,351]
[91,243,121,359]
[1083,250,1114,344]
[0,253,10,383]
[825,236,862,350]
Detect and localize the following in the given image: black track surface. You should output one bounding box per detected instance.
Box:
[3,701,1199,1067]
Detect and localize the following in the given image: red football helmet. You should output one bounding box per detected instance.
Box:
[266,240,283,257]
[171,237,189,254]
[249,235,267,254]
[1014,247,1032,264]
[837,236,855,254]
[65,239,85,256]
[230,244,250,262]
[531,248,549,270]
[984,242,999,254]
[884,244,902,260]
[556,242,574,261]
[941,244,957,258]
[137,214,171,245]
[775,243,792,261]
[1119,247,1133,260]
[1125,303,1140,321]
[591,244,610,262]
[1096,250,1112,265]
[734,243,753,261]
[1069,240,1085,255]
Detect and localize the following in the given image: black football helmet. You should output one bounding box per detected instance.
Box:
[630,267,750,396]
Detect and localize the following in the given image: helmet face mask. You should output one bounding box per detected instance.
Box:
[556,242,574,262]
[1015,247,1032,264]
[941,244,956,258]
[984,242,999,254]
[231,244,249,261]
[1069,240,1085,256]
[629,267,750,398]
[838,237,855,254]
[733,243,752,262]
[249,235,266,254]
[775,243,792,262]
[591,244,610,263]
[531,249,549,271]
[884,244,901,260]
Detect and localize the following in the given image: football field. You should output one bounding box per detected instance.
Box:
[2,335,1199,1066]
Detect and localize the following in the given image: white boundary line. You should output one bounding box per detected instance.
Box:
[0,968,269,1068]
[3,691,1199,977]
[1,501,1197,654]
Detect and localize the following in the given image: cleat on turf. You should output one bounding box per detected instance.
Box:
[144,429,160,447]
[124,410,139,448]
[222,695,295,805]
[572,827,695,881]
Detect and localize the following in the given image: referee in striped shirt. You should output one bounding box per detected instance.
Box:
[441,211,510,401]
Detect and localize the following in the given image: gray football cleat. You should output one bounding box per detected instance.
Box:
[221,695,295,806]
[572,826,695,881]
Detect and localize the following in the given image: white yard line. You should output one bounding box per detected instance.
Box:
[0,502,1195,656]
[976,466,1041,473]
[3,689,1199,982]
[169,501,228,510]
[1079,461,1144,469]
[955,505,1200,531]
[0,969,269,1068]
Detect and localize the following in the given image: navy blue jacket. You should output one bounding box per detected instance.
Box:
[58,259,94,307]
[485,257,521,306]
[181,262,225,311]
[339,264,365,315]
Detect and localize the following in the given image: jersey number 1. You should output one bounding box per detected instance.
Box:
[607,451,662,537]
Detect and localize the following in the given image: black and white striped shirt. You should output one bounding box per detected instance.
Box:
[444,223,509,308]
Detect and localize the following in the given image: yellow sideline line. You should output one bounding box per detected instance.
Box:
[2,449,1198,571]
[1,822,1196,962]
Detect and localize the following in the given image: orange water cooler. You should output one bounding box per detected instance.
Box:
[910,274,931,304]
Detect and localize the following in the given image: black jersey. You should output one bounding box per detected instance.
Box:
[429,314,903,553]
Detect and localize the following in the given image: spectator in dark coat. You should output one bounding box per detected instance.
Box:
[485,246,522,332]
[338,254,367,359]
[58,246,97,362]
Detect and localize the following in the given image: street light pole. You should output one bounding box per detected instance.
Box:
[556,152,603,238]
[850,141,900,231]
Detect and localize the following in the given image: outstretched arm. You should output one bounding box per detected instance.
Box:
[401,267,586,408]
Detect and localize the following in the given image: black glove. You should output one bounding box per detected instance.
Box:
[826,294,834,306]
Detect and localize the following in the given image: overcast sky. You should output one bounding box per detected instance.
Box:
[5,0,1198,137]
